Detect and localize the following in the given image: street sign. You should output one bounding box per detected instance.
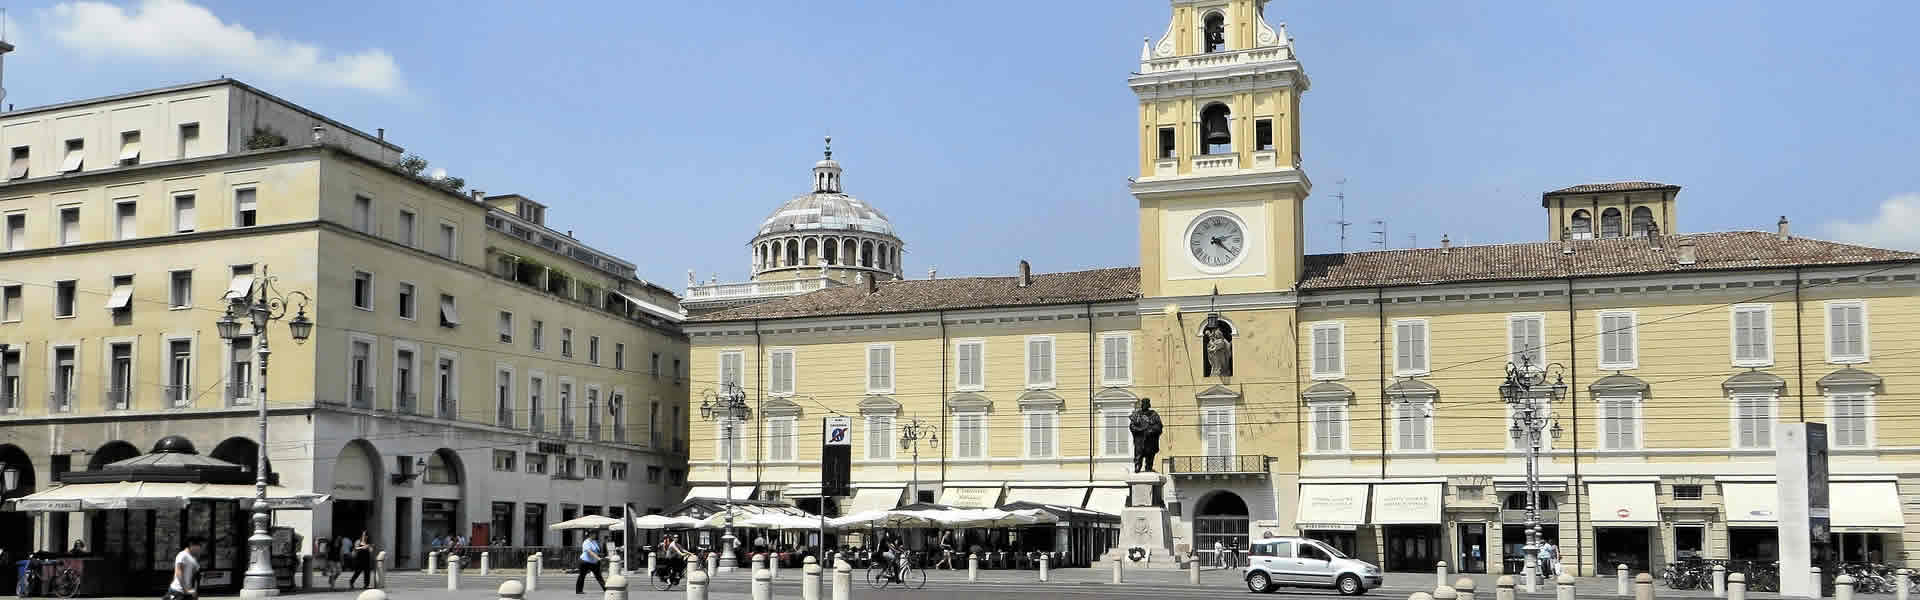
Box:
[822,416,852,497]
[825,416,852,446]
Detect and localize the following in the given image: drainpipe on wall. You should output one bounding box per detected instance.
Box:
[1795,267,1805,421]
[754,320,764,493]
[1376,287,1387,480]
[1566,276,1585,576]
[939,310,948,490]
[1087,302,1097,483]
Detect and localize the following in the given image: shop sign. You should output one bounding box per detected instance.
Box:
[538,442,568,455]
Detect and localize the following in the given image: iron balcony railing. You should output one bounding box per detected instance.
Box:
[351,385,374,408]
[396,392,416,414]
[104,387,130,410]
[49,391,75,412]
[497,405,515,428]
[437,395,456,419]
[163,385,191,408]
[227,381,251,402]
[1165,454,1271,475]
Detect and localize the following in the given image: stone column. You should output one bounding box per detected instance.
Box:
[1113,557,1123,584]
[428,550,440,574]
[1897,569,1911,600]
[1039,553,1050,582]
[1838,574,1856,600]
[525,556,540,592]
[1558,575,1576,600]
[1617,565,1630,597]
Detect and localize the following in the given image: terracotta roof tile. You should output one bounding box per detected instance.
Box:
[1544,181,1679,195]
[1299,231,1917,290]
[690,267,1141,322]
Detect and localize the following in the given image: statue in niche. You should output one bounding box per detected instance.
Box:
[1202,317,1234,377]
[1130,398,1164,473]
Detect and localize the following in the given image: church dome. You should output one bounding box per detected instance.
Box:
[748,137,906,282]
[756,191,896,237]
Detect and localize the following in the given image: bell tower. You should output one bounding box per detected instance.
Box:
[1130,0,1310,298]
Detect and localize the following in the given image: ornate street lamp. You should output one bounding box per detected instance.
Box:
[898,419,937,505]
[699,382,751,572]
[1501,355,1565,592]
[216,267,312,600]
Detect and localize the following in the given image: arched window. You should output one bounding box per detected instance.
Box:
[843,239,856,266]
[1570,210,1592,239]
[1200,103,1232,155]
[785,239,799,267]
[426,448,461,485]
[1631,206,1654,237]
[823,238,838,265]
[803,238,818,265]
[861,241,874,267]
[1600,208,1623,238]
[1203,12,1226,53]
[1193,491,1248,555]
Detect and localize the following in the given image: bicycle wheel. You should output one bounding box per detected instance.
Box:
[51,570,79,599]
[867,565,888,589]
[908,566,926,590]
[652,571,676,591]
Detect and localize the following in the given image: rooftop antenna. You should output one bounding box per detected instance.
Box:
[1370,219,1388,250]
[1330,177,1351,252]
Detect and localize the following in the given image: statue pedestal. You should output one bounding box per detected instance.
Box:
[1101,473,1178,568]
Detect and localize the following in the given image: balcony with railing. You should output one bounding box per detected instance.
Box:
[1138,46,1294,75]
[48,391,74,412]
[684,276,842,303]
[163,385,191,408]
[351,385,374,409]
[103,387,130,411]
[497,404,515,429]
[227,381,252,404]
[1165,454,1271,477]
[396,393,416,415]
[437,395,456,419]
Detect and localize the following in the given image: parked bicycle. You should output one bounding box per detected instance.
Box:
[23,558,80,599]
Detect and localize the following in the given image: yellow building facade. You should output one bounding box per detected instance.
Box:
[0,80,691,572]
[686,0,1920,578]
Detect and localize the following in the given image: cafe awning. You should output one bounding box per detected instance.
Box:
[937,483,1004,508]
[1371,483,1443,524]
[1005,486,1088,507]
[782,484,824,498]
[847,487,904,514]
[684,485,755,502]
[1832,481,1905,533]
[1588,483,1659,526]
[1296,484,1369,530]
[1721,483,1778,526]
[1085,488,1128,517]
[7,481,329,512]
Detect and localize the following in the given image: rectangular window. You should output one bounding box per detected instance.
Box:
[52,347,75,412]
[498,311,514,343]
[1395,400,1430,451]
[4,213,23,250]
[439,223,457,258]
[1831,394,1870,448]
[1600,397,1639,450]
[166,340,192,407]
[528,376,545,432]
[651,353,661,376]
[1393,319,1429,375]
[1255,119,1274,151]
[1599,311,1638,369]
[7,146,27,179]
[60,139,83,173]
[353,195,372,233]
[228,337,253,404]
[588,336,600,364]
[397,283,415,319]
[611,462,629,481]
[1311,323,1343,378]
[614,344,625,370]
[398,210,416,247]
[646,466,661,483]
[561,328,574,357]
[1202,407,1235,462]
[173,194,196,233]
[58,206,79,245]
[107,343,133,410]
[954,414,986,459]
[1102,411,1131,457]
[1,348,21,413]
[493,450,517,472]
[525,453,547,475]
[54,280,76,317]
[716,418,744,461]
[177,123,199,158]
[439,294,460,327]
[1670,485,1704,501]
[353,271,373,310]
[857,344,892,393]
[867,415,894,459]
[673,359,681,383]
[1313,404,1347,451]
[558,382,574,436]
[1,285,19,322]
[1734,395,1773,450]
[1026,336,1055,388]
[496,369,515,428]
[234,189,257,227]
[585,388,601,441]
[437,357,458,418]
[531,320,544,351]
[107,275,133,313]
[768,418,795,461]
[1827,301,1868,363]
[350,340,373,408]
[116,201,137,240]
[1158,127,1176,158]
[394,349,414,413]
[1102,334,1131,385]
[770,349,795,395]
[1026,412,1055,458]
[956,340,984,390]
[1731,305,1772,366]
[1509,315,1545,367]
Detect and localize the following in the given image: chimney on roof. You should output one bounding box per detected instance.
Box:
[1440,235,1451,254]
[1018,260,1032,287]
[1778,216,1791,241]
[928,267,938,280]
[377,128,385,141]
[470,190,484,203]
[311,126,325,143]
[1677,240,1698,265]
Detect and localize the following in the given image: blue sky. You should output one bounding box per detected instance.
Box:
[14,0,1920,289]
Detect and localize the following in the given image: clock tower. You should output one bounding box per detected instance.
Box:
[1131,0,1310,298]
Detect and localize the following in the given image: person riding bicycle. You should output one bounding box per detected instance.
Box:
[658,534,693,582]
[880,536,909,583]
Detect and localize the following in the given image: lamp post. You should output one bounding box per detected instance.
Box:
[216,267,312,600]
[898,419,937,505]
[1500,355,1565,592]
[700,382,751,572]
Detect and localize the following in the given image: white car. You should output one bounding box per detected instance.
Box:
[1241,537,1382,595]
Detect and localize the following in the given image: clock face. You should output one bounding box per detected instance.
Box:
[1188,214,1245,268]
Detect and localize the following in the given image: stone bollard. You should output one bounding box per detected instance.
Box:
[771,553,781,581]
[1435,585,1457,600]
[1114,557,1124,584]
[803,556,822,600]
[1439,561,1450,589]
[1838,574,1857,600]
[708,552,720,576]
[1898,569,1912,600]
[1457,577,1478,600]
[1040,553,1051,582]
[832,558,852,600]
[1634,572,1654,600]
[969,553,979,583]
[753,566,772,600]
[447,554,463,591]
[1558,575,1577,600]
[649,551,659,579]
[605,574,629,600]
[300,554,313,590]
[610,554,622,577]
[358,589,388,600]
[1713,564,1726,598]
[1414,593,1435,600]
[525,556,540,592]
[482,551,493,576]
[428,550,440,574]
[1497,575,1516,600]
[376,551,388,589]
[1618,565,1631,597]
[1729,572,1747,600]
[1189,556,1201,584]
[688,569,710,600]
[500,579,526,600]
[753,552,767,572]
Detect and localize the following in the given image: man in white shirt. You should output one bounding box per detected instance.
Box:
[169,537,205,599]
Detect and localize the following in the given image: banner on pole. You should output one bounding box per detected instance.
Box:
[823,416,852,497]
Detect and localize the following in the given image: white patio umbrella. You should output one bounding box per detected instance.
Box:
[549,514,623,530]
[631,514,703,530]
[743,512,831,531]
[829,509,940,530]
[926,508,1056,529]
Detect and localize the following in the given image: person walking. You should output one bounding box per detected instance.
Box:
[165,537,204,600]
[348,531,374,589]
[576,531,606,594]
[330,533,352,588]
[934,530,955,570]
[1213,540,1225,569]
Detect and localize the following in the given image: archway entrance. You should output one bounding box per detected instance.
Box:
[419,449,465,551]
[329,441,380,554]
[0,444,36,592]
[1194,491,1249,564]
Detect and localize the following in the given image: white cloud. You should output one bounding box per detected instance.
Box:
[1815,194,1920,250]
[44,0,405,95]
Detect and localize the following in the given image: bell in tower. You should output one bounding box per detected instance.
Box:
[1200,104,1233,153]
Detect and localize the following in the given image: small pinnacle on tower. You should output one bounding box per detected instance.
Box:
[824,135,832,160]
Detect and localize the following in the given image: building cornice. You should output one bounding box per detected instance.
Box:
[1130,167,1311,198]
[684,300,1140,340]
